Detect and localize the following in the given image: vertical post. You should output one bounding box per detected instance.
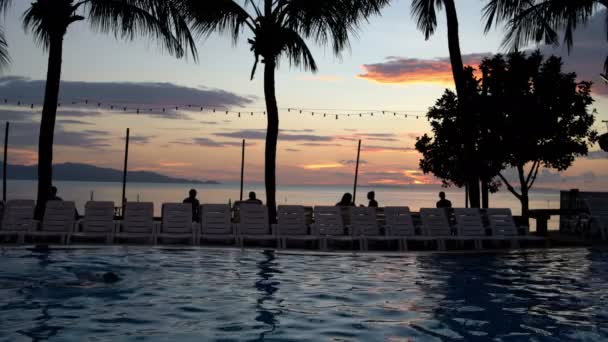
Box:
[121,128,130,210]
[352,140,362,205]
[3,122,9,202]
[465,184,469,208]
[240,139,245,201]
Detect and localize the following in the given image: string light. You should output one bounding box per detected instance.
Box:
[0,97,427,121]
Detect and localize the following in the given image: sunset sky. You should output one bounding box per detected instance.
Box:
[0,0,606,190]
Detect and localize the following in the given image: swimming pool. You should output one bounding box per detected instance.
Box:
[1,247,607,341]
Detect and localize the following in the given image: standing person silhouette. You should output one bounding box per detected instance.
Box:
[436,191,452,209]
[367,191,378,208]
[183,189,200,222]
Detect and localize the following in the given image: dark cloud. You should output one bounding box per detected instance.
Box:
[340,159,368,165]
[362,145,416,152]
[299,142,344,147]
[340,132,400,142]
[56,119,94,125]
[285,148,301,152]
[7,121,112,148]
[359,53,492,84]
[0,109,37,122]
[0,77,255,119]
[171,138,251,148]
[130,135,155,145]
[214,129,333,142]
[201,121,219,125]
[583,150,608,160]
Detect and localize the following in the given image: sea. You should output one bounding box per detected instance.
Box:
[3,180,563,230]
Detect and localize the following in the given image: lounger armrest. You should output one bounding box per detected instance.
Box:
[310,224,320,236]
[112,220,120,234]
[271,224,278,236]
[234,223,242,235]
[192,222,201,236]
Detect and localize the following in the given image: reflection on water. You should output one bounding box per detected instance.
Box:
[0,247,607,341]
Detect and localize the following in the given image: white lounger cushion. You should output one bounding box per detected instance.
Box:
[454,208,485,237]
[384,207,415,237]
[486,208,518,237]
[1,200,35,232]
[82,201,115,233]
[313,206,345,236]
[238,204,270,235]
[121,202,154,234]
[277,205,308,236]
[420,208,451,237]
[350,207,379,236]
[161,203,193,234]
[201,204,233,236]
[41,201,76,232]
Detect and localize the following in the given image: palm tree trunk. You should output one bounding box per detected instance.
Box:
[443,0,480,207]
[264,57,279,224]
[35,33,63,220]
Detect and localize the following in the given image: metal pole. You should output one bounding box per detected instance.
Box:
[465,184,469,208]
[121,128,130,210]
[352,140,362,205]
[3,122,9,202]
[240,139,245,201]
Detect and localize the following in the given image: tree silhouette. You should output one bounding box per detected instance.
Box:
[7,0,197,218]
[417,51,597,222]
[183,0,389,223]
[483,0,608,73]
[411,0,481,207]
[0,0,11,70]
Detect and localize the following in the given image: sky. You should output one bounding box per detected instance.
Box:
[0,0,607,191]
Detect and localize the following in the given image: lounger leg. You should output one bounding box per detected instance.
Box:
[402,238,408,252]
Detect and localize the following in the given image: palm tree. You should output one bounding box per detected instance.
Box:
[483,0,607,72]
[12,0,197,218]
[0,0,11,70]
[411,0,481,208]
[183,0,389,222]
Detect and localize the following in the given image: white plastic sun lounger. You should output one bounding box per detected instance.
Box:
[28,201,76,244]
[69,201,116,244]
[350,207,398,251]
[311,206,354,250]
[485,208,522,248]
[236,204,276,247]
[157,203,196,245]
[584,199,608,240]
[486,208,545,244]
[384,206,420,251]
[200,204,236,244]
[453,208,488,249]
[276,205,318,249]
[0,200,36,243]
[115,202,155,244]
[420,208,453,251]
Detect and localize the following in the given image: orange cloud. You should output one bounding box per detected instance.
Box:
[158,161,193,168]
[300,163,344,170]
[6,148,37,165]
[358,53,491,85]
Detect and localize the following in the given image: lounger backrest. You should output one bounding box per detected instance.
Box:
[420,208,450,236]
[83,201,115,233]
[2,200,35,231]
[201,204,232,235]
[239,204,269,235]
[313,206,344,236]
[161,203,193,233]
[277,205,308,235]
[384,207,415,236]
[42,201,76,232]
[123,202,154,233]
[486,208,518,236]
[585,199,608,228]
[454,208,485,236]
[350,207,379,236]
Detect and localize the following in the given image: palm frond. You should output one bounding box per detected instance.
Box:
[86,0,197,59]
[0,26,9,70]
[411,0,442,40]
[183,0,255,45]
[280,26,318,73]
[0,0,11,14]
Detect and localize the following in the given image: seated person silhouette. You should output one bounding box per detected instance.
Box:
[336,193,355,207]
[367,191,378,208]
[183,189,201,222]
[48,186,63,201]
[436,191,452,209]
[245,191,263,204]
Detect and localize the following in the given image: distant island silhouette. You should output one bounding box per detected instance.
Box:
[1,162,219,185]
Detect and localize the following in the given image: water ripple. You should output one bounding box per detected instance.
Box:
[0,247,607,341]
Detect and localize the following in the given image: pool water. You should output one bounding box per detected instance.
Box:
[1,247,607,341]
